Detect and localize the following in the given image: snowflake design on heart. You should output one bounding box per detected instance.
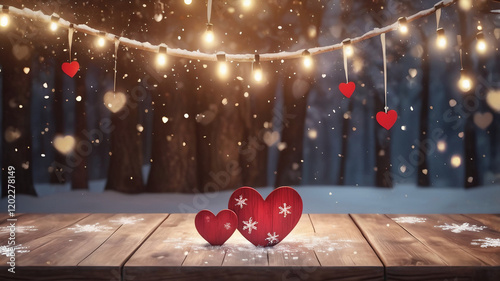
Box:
[242,217,258,234]
[471,237,500,248]
[266,232,279,245]
[234,195,248,209]
[224,223,231,230]
[434,223,486,233]
[109,216,145,225]
[0,225,38,234]
[278,203,292,218]
[67,223,113,233]
[392,217,427,224]
[0,244,30,257]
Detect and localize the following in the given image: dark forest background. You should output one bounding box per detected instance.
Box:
[1,0,499,197]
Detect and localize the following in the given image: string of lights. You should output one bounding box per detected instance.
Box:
[0,0,457,64]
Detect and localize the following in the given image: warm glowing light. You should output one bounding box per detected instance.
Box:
[344,45,353,57]
[458,0,472,11]
[436,28,446,49]
[451,155,461,168]
[184,0,192,5]
[302,50,312,69]
[398,17,408,35]
[218,62,228,78]
[50,21,58,31]
[254,69,263,82]
[458,70,472,92]
[157,53,167,66]
[0,14,9,27]
[205,30,214,43]
[97,37,105,47]
[243,0,252,8]
[437,140,446,152]
[476,32,486,54]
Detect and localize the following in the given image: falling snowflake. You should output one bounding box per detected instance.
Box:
[67,223,113,233]
[224,223,231,230]
[471,237,500,248]
[278,203,292,218]
[392,217,427,224]
[242,217,258,234]
[434,223,486,233]
[109,217,145,225]
[0,244,30,257]
[234,195,248,209]
[0,225,38,234]
[266,232,280,245]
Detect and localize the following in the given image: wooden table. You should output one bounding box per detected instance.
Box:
[0,214,499,280]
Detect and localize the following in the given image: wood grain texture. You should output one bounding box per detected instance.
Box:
[465,214,500,232]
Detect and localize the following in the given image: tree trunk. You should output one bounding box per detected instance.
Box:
[417,29,430,187]
[1,39,36,197]
[71,56,88,190]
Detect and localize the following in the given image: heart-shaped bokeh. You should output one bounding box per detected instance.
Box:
[376,110,398,130]
[195,209,237,246]
[228,186,303,247]
[62,61,80,77]
[339,81,355,98]
[53,135,76,154]
[473,112,493,130]
[103,91,127,113]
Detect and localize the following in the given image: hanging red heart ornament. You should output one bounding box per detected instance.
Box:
[338,81,355,98]
[228,186,303,247]
[61,61,80,77]
[195,209,237,246]
[376,109,398,130]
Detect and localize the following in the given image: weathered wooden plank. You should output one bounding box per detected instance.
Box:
[0,213,89,245]
[351,214,452,280]
[465,214,500,233]
[0,213,150,281]
[78,214,168,267]
[386,214,486,266]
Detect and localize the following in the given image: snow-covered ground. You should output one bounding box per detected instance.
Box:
[2,180,499,214]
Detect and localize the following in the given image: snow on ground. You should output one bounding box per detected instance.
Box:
[1,179,499,213]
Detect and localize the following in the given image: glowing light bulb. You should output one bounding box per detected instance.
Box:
[184,0,192,5]
[243,0,252,8]
[0,14,8,27]
[254,68,263,82]
[218,62,228,78]
[50,22,58,31]
[398,17,408,35]
[343,39,353,57]
[157,53,167,66]
[204,23,214,44]
[302,50,312,69]
[436,28,446,49]
[458,0,472,11]
[458,70,472,92]
[96,37,105,47]
[476,32,486,54]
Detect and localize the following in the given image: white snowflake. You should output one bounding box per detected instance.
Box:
[434,223,486,233]
[234,195,248,209]
[109,217,144,225]
[278,203,292,218]
[224,223,231,230]
[265,232,280,245]
[471,237,500,248]
[242,217,258,234]
[0,225,38,234]
[392,217,427,224]
[67,223,113,233]
[0,244,30,257]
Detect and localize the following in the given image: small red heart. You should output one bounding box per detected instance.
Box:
[339,81,355,98]
[195,209,237,246]
[376,110,398,130]
[61,61,80,78]
[229,186,303,247]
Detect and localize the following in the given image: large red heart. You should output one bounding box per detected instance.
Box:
[228,186,303,247]
[376,110,398,130]
[195,209,237,246]
[61,61,80,78]
[339,81,355,98]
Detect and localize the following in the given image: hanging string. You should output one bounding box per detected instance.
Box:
[207,0,213,23]
[457,35,463,69]
[343,45,349,83]
[68,24,74,61]
[113,38,120,94]
[436,8,441,29]
[381,33,388,113]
